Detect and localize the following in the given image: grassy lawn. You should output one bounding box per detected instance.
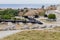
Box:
[1,30,60,40]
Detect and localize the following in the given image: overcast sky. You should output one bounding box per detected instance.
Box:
[0,0,60,4]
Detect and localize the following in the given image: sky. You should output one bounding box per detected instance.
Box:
[0,0,60,4]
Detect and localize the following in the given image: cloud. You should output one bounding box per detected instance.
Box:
[0,0,59,4]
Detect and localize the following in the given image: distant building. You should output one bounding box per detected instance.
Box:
[46,5,57,10]
[45,5,57,15]
[56,4,60,11]
[45,10,56,15]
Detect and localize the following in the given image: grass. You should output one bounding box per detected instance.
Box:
[1,30,60,40]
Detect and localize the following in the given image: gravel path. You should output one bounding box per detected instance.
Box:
[0,30,22,39]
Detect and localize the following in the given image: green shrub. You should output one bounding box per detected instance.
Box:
[0,9,19,19]
[48,14,56,19]
[1,15,11,19]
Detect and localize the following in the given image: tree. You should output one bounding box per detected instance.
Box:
[42,5,44,9]
[48,14,56,19]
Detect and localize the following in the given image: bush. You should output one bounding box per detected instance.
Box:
[1,15,11,19]
[39,11,45,16]
[0,9,19,19]
[48,14,56,19]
